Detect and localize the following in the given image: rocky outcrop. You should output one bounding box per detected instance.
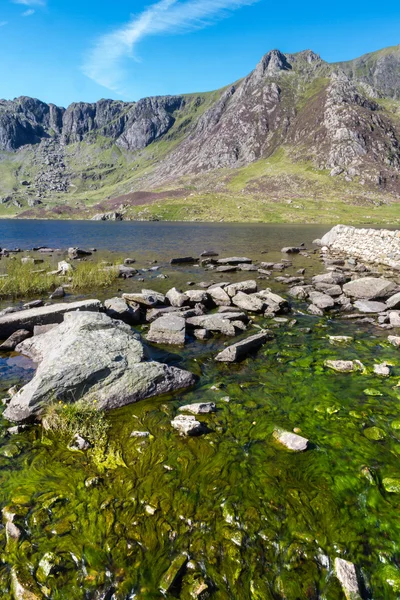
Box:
[4,311,195,423]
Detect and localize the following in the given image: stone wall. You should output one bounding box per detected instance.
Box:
[319,225,400,269]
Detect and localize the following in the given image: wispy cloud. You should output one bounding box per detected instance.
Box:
[82,0,259,92]
[0,21,8,26]
[12,0,45,6]
[22,8,35,16]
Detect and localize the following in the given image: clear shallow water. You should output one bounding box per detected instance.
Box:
[0,221,400,598]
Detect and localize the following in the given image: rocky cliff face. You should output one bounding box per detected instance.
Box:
[0,44,400,214]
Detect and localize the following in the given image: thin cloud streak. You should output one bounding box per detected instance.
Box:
[0,21,8,26]
[22,9,35,16]
[82,0,259,92]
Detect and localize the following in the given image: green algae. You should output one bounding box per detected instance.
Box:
[0,305,400,597]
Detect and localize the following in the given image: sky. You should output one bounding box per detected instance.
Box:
[0,0,399,107]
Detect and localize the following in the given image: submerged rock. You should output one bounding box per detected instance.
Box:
[171,415,207,436]
[334,558,361,600]
[324,360,365,373]
[273,429,309,451]
[179,402,216,414]
[4,312,195,423]
[215,331,272,362]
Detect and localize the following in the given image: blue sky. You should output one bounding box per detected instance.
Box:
[0,0,399,107]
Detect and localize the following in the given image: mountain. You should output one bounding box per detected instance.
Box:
[1,45,400,223]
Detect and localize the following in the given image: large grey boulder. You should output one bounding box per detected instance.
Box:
[343,277,396,300]
[146,315,186,346]
[215,331,272,362]
[4,312,195,423]
[208,286,231,306]
[104,297,141,325]
[0,299,102,339]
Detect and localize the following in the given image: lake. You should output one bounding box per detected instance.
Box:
[0,220,400,599]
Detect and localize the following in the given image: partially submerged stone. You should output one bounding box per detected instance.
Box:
[171,415,207,436]
[334,558,361,600]
[146,314,186,346]
[123,289,165,308]
[4,312,195,423]
[179,402,216,414]
[374,363,391,377]
[166,287,189,308]
[0,329,31,351]
[225,280,257,297]
[159,554,188,593]
[328,336,353,344]
[309,291,335,310]
[232,291,265,313]
[215,331,272,362]
[217,257,252,265]
[388,336,400,348]
[324,360,365,373]
[273,429,309,451]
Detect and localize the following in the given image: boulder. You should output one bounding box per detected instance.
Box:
[312,272,347,285]
[49,286,65,300]
[23,299,44,309]
[334,558,361,600]
[170,257,197,264]
[123,289,165,308]
[4,312,195,423]
[374,363,391,377]
[186,314,244,336]
[0,329,31,351]
[387,292,400,310]
[343,277,396,300]
[146,315,186,346]
[0,299,102,338]
[314,283,342,296]
[104,297,141,325]
[273,429,309,451]
[124,258,136,265]
[308,304,324,317]
[68,247,92,259]
[215,331,272,362]
[309,291,335,310]
[166,288,189,308]
[288,286,312,300]
[57,260,73,274]
[257,290,288,313]
[354,300,387,313]
[281,247,301,254]
[238,263,258,271]
[232,291,265,312]
[118,265,137,278]
[208,286,231,306]
[217,257,252,265]
[225,280,257,297]
[184,290,209,305]
[179,402,216,414]
[171,414,207,436]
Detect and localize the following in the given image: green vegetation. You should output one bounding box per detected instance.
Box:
[0,259,119,299]
[43,400,110,449]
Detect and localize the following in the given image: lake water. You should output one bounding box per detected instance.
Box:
[1,220,400,599]
[0,219,328,257]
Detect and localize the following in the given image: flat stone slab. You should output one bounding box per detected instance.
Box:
[146,315,186,346]
[217,257,252,265]
[0,329,32,351]
[0,299,102,339]
[123,289,165,307]
[232,292,265,313]
[4,312,195,423]
[387,292,400,309]
[343,277,396,300]
[215,331,272,362]
[273,429,309,451]
[179,402,216,414]
[354,300,387,313]
[225,280,257,297]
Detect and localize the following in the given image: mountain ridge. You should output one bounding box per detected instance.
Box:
[1,44,400,223]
